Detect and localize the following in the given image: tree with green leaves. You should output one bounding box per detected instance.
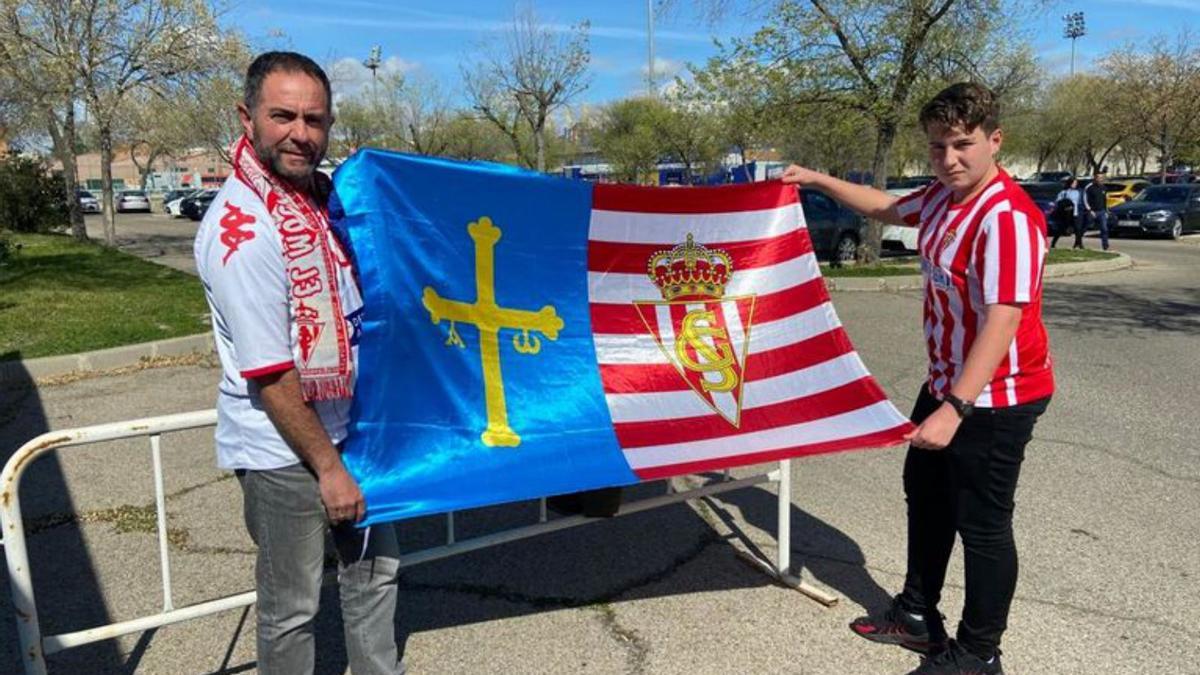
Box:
[1103,31,1200,179]
[697,0,1038,260]
[440,113,512,163]
[74,0,236,246]
[0,0,88,240]
[595,98,669,184]
[686,56,777,181]
[656,97,723,183]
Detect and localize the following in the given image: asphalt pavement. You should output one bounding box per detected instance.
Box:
[83,211,202,274]
[0,233,1196,674]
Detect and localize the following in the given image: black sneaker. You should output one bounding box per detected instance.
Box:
[849,596,939,654]
[907,640,1003,675]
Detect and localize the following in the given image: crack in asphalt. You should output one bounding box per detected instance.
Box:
[395,530,727,673]
[592,603,650,675]
[1037,435,1200,484]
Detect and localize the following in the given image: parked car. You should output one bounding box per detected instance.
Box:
[76,189,100,214]
[182,189,219,221]
[1027,170,1075,183]
[1016,181,1062,224]
[1103,179,1150,209]
[1110,183,1200,239]
[800,188,869,263]
[115,190,151,213]
[164,189,201,218]
[882,186,923,252]
[1029,170,1073,183]
[1147,173,1197,184]
[885,175,935,191]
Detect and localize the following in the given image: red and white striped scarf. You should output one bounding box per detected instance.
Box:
[230,135,353,401]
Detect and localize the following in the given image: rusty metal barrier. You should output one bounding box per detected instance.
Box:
[2,411,834,674]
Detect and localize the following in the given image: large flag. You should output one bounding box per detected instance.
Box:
[331,150,913,526]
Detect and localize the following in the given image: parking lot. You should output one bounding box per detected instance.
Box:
[3,223,1198,673]
[83,211,202,275]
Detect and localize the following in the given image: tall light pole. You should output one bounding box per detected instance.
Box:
[364,45,382,81]
[1063,12,1086,77]
[647,0,656,96]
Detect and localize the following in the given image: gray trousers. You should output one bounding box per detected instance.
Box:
[238,463,404,675]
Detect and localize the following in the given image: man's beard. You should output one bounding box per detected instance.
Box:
[252,132,324,189]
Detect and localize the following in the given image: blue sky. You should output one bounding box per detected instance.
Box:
[225,0,1200,105]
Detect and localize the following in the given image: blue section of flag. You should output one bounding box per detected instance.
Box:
[330,150,638,525]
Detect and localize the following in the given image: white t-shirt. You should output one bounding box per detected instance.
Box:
[194,175,362,470]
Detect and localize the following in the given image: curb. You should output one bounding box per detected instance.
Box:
[825,252,1133,292]
[0,333,215,384]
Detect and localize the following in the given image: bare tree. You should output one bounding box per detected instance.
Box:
[464,7,591,172]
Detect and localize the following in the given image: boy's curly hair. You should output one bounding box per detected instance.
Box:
[919,82,1000,134]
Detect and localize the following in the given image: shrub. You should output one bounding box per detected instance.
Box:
[0,229,14,265]
[0,154,68,233]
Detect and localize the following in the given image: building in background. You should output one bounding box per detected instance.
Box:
[55,146,231,192]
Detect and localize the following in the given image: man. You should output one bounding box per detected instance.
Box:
[1085,168,1111,251]
[781,82,1054,675]
[194,52,403,675]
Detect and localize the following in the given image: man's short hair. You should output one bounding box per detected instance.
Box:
[919,82,1000,134]
[243,51,332,114]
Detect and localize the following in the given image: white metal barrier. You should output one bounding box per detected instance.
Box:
[2,410,836,674]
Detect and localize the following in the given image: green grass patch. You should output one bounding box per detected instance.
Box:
[820,247,1118,278]
[1045,248,1120,264]
[0,232,209,361]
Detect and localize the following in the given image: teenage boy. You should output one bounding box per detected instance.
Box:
[781,82,1054,675]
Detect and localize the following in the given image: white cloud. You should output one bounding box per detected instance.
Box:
[328,55,420,98]
[284,11,711,44]
[641,57,685,79]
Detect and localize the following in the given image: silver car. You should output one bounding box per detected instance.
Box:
[76,190,100,214]
[116,190,151,213]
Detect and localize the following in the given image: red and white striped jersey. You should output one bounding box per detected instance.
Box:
[895,169,1054,408]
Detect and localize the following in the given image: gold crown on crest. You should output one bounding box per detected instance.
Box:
[647,233,733,301]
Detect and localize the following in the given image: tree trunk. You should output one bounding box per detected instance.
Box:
[865,119,897,264]
[1160,125,1170,181]
[46,105,87,242]
[534,125,546,172]
[99,123,117,247]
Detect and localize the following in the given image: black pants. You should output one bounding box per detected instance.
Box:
[897,385,1050,658]
[1050,213,1084,249]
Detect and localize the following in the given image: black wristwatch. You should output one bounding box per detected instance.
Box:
[944,393,975,419]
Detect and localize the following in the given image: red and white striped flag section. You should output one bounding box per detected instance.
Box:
[588,181,915,480]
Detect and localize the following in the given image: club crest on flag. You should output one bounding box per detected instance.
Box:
[633,234,755,427]
[296,301,325,366]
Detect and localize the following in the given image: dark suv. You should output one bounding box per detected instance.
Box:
[800,188,869,263]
